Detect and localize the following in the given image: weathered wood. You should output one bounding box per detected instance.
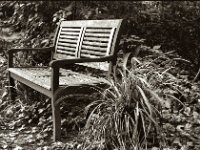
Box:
[7,19,124,142]
[81,45,107,52]
[54,26,83,59]
[86,28,111,33]
[57,42,77,48]
[59,35,79,39]
[81,50,106,57]
[60,32,80,36]
[83,37,109,42]
[51,100,61,141]
[51,67,61,141]
[60,20,122,28]
[8,73,16,100]
[8,51,13,68]
[8,68,110,89]
[106,28,116,55]
[82,41,108,47]
[56,50,76,57]
[54,53,76,60]
[76,62,110,71]
[58,39,78,44]
[84,33,110,37]
[8,47,54,54]
[61,28,81,32]
[57,46,76,52]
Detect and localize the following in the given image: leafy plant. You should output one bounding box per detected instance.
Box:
[77,46,192,149]
[79,68,164,149]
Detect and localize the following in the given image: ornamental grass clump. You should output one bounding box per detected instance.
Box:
[78,48,187,149]
[80,69,164,150]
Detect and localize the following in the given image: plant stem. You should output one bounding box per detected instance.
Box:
[193,66,200,82]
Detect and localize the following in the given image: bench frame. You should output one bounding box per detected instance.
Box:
[7,19,124,141]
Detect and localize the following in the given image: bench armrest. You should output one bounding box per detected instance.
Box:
[49,56,114,68]
[8,47,55,68]
[49,56,114,93]
[8,46,55,54]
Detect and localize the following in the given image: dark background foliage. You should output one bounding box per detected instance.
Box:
[1,2,200,149]
[1,1,200,69]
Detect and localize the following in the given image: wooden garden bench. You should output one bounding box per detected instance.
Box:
[7,19,124,141]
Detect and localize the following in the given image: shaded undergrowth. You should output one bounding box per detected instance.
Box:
[0,34,200,150]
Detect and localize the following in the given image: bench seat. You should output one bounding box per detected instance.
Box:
[9,67,109,90]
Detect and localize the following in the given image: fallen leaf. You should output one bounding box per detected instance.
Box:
[0,141,8,149]
[1,90,8,100]
[31,127,38,133]
[18,125,26,132]
[13,145,23,150]
[183,107,191,117]
[184,123,192,131]
[192,111,199,120]
[9,132,18,137]
[38,108,44,114]
[153,45,161,50]
[173,137,182,147]
[176,125,184,131]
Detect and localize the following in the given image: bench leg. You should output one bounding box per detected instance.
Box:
[8,75,16,100]
[51,97,61,141]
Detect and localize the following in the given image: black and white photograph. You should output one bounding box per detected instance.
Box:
[0,1,200,149]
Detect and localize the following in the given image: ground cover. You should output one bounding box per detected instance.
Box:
[0,25,200,150]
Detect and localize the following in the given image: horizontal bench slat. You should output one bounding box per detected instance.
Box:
[81,53,99,58]
[81,45,107,52]
[81,49,106,57]
[61,26,82,29]
[86,27,112,30]
[84,33,110,38]
[83,37,109,42]
[57,42,77,48]
[60,20,122,28]
[59,35,79,40]
[60,32,80,36]
[86,28,111,33]
[57,46,76,52]
[58,39,78,44]
[61,28,81,32]
[57,50,76,56]
[55,53,76,59]
[82,41,108,47]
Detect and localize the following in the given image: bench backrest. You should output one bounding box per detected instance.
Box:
[53,19,124,72]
